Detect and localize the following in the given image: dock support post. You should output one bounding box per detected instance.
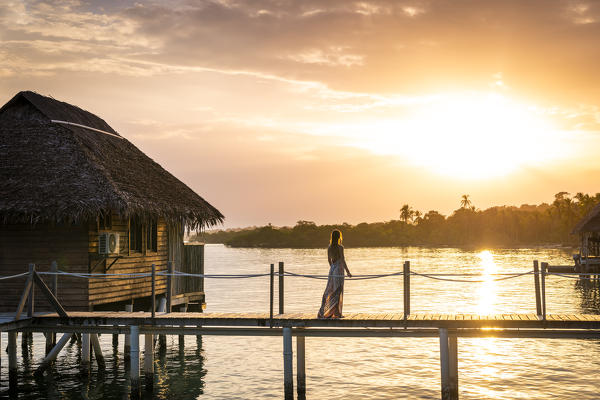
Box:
[82,325,90,374]
[541,262,547,320]
[179,304,187,351]
[533,260,542,316]
[144,332,154,390]
[37,333,73,373]
[270,264,274,327]
[279,261,284,314]
[439,328,458,400]
[283,326,293,400]
[404,261,410,318]
[124,304,133,361]
[91,334,105,369]
[8,331,17,391]
[297,329,306,399]
[130,325,140,398]
[448,331,458,399]
[27,263,35,318]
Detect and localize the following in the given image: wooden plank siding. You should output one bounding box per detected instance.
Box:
[0,223,89,311]
[87,213,169,307]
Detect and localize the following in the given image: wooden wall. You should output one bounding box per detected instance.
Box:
[88,213,168,306]
[0,223,89,311]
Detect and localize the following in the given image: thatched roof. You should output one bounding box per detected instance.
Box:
[0,91,224,229]
[572,203,600,234]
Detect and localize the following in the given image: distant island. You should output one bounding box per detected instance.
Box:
[191,192,599,248]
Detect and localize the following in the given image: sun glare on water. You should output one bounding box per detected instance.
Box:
[477,250,498,314]
[356,92,567,179]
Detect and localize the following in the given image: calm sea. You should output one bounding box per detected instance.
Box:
[3,244,600,399]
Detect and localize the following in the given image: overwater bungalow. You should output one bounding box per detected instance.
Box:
[572,203,600,270]
[0,91,223,312]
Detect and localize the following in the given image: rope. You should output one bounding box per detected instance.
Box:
[283,271,404,280]
[410,270,533,283]
[0,272,30,281]
[162,271,271,279]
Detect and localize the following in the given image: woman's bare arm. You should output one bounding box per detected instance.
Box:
[340,247,352,278]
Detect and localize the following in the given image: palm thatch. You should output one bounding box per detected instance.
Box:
[572,203,600,234]
[0,91,224,229]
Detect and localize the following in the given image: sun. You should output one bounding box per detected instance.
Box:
[355,92,568,180]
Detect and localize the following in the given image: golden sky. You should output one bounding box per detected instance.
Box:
[1,0,600,227]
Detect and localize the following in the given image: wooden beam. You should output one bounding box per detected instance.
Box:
[15,274,33,320]
[91,334,105,369]
[33,271,68,318]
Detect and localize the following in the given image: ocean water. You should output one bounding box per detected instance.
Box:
[3,244,600,399]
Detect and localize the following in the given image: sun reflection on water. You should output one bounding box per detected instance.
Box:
[477,250,498,315]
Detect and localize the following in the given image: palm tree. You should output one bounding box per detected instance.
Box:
[400,204,414,223]
[460,194,472,209]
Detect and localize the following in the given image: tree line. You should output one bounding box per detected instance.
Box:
[193,192,600,248]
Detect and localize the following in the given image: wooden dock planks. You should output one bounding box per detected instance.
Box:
[21,311,600,331]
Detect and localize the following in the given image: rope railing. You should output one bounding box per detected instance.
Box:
[6,259,596,325]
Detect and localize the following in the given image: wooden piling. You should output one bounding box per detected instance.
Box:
[541,262,547,320]
[37,333,73,373]
[279,261,284,314]
[82,328,91,373]
[27,263,35,317]
[144,332,154,389]
[283,326,294,400]
[124,304,133,361]
[404,261,410,318]
[270,264,274,327]
[448,332,459,400]
[8,331,17,389]
[439,328,450,400]
[130,325,141,398]
[533,260,542,315]
[91,333,105,369]
[297,330,306,399]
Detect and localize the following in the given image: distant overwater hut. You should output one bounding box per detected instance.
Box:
[0,91,223,312]
[572,203,600,271]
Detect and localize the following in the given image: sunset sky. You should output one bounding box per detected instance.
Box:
[2,0,600,228]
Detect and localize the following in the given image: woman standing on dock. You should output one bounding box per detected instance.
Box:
[318,229,352,318]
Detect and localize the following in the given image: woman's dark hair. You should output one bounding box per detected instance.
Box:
[330,229,342,247]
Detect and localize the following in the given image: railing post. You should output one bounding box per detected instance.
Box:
[270,264,274,328]
[27,263,35,317]
[279,261,284,315]
[46,261,58,353]
[533,260,541,316]
[403,261,410,319]
[167,261,173,313]
[151,264,156,319]
[541,262,547,320]
[297,328,306,398]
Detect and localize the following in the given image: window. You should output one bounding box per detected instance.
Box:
[146,219,158,252]
[98,212,112,230]
[129,216,143,252]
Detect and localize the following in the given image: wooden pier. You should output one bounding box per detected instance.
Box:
[3,311,600,400]
[2,259,600,399]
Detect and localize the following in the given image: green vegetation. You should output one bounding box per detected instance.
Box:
[193,192,600,248]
